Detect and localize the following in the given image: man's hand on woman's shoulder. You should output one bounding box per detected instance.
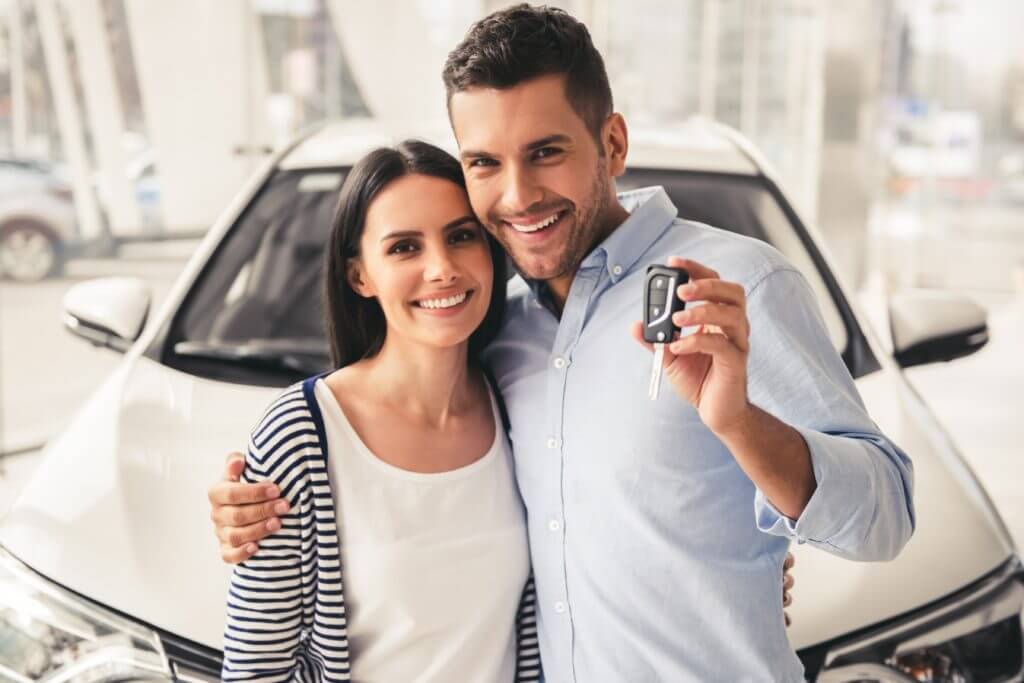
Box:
[208,453,289,563]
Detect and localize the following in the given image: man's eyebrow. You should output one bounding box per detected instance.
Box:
[459,134,572,160]
[459,148,492,161]
[524,134,571,152]
[379,216,477,242]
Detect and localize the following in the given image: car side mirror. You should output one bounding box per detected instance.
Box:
[62,277,151,353]
[888,290,988,368]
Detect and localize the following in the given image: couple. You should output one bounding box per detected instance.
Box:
[212,5,915,682]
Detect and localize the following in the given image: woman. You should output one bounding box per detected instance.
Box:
[221,141,539,682]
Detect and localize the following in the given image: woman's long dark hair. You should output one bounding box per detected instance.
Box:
[323,140,507,368]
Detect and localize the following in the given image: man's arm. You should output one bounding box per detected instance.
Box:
[209,453,289,563]
[742,267,915,561]
[632,257,914,561]
[715,404,816,520]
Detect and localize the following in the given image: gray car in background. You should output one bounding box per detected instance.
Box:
[0,158,78,282]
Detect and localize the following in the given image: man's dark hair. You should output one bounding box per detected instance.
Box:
[442,3,613,145]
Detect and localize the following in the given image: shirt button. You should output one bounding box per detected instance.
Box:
[553,357,566,369]
[612,264,623,276]
[546,437,561,449]
[554,601,566,613]
[548,519,561,532]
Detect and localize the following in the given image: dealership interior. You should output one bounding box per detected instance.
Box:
[0,1,1023,681]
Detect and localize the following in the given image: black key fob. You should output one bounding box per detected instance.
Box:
[643,265,689,344]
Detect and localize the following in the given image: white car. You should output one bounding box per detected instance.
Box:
[1,119,1020,681]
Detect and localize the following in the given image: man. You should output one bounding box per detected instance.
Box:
[209,5,914,680]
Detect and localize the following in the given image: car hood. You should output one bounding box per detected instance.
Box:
[0,356,1016,651]
[786,366,1015,649]
[0,355,278,648]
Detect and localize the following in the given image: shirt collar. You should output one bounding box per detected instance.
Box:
[523,185,678,302]
[594,186,678,283]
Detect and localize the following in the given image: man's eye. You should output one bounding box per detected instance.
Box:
[533,147,562,160]
[469,158,497,168]
[388,241,418,255]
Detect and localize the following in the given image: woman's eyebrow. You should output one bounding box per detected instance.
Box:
[379,229,422,243]
[379,216,477,243]
[443,215,479,231]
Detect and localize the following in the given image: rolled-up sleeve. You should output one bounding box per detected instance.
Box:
[745,267,915,561]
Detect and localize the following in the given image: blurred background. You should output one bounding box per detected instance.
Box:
[0,0,1021,541]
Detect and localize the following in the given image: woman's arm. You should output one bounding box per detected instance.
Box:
[222,393,316,681]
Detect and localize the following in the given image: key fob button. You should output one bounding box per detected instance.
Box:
[648,288,668,306]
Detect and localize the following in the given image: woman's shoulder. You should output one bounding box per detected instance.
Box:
[247,377,323,469]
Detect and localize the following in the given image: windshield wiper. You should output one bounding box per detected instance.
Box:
[173,341,328,376]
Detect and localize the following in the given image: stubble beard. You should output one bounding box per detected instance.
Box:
[500,158,614,283]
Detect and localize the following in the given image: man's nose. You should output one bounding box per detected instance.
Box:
[502,165,543,216]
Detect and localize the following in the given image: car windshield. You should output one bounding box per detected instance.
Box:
[167,166,859,386]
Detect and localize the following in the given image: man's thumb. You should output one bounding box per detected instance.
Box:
[225,452,245,482]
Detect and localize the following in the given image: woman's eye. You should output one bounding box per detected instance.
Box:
[388,241,418,255]
[450,227,480,244]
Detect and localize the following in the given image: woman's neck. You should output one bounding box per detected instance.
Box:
[356,337,477,429]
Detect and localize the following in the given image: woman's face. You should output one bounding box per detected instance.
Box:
[349,173,493,352]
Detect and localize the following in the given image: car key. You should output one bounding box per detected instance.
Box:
[643,265,689,399]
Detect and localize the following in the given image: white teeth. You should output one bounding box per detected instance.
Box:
[510,212,560,233]
[418,291,468,309]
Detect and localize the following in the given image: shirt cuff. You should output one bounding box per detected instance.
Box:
[754,425,875,545]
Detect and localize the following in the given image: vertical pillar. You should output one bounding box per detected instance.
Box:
[123,0,272,234]
[740,0,762,138]
[9,0,28,156]
[34,0,104,240]
[327,0,447,126]
[63,0,142,236]
[699,0,720,119]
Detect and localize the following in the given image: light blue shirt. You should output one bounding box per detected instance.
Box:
[483,187,915,682]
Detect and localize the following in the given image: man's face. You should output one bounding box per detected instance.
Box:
[449,74,624,286]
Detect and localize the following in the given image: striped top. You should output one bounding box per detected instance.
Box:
[222,375,541,682]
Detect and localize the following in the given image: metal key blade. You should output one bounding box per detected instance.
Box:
[649,343,665,400]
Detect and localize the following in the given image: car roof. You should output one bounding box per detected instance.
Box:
[279,117,760,176]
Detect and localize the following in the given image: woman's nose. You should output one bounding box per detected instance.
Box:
[424,248,459,283]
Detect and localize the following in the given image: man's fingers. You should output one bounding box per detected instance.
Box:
[677,279,745,308]
[224,452,246,482]
[783,591,793,607]
[216,516,282,547]
[220,541,258,565]
[666,256,719,281]
[784,552,795,571]
[668,329,744,361]
[673,304,749,351]
[783,573,794,591]
[784,612,792,628]
[209,480,281,507]
[212,496,289,526]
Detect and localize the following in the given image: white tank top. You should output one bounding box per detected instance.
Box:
[313,379,529,683]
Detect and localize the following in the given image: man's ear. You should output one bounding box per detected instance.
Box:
[346,258,373,298]
[603,113,629,178]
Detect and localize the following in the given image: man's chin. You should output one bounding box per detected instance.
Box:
[511,258,570,282]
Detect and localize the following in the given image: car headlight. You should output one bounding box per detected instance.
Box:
[816,556,1024,682]
[0,545,173,681]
